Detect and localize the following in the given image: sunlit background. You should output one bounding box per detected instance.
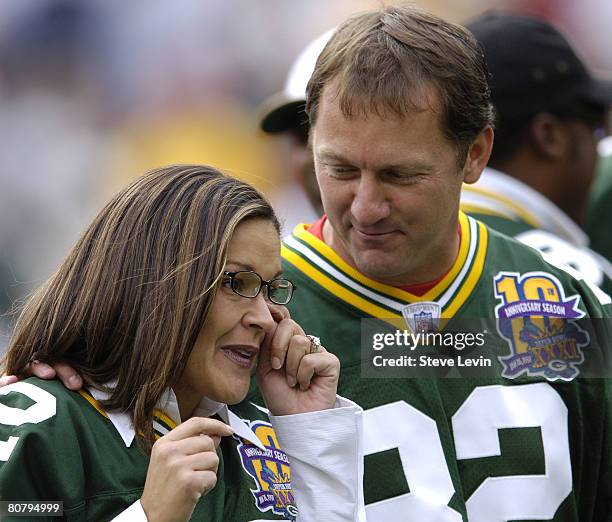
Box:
[1,0,611,352]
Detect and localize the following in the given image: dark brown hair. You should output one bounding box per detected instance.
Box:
[306,4,495,163]
[3,165,279,450]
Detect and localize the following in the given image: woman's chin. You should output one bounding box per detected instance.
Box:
[211,379,250,405]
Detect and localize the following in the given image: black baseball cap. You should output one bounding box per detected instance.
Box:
[467,11,612,121]
[259,29,335,134]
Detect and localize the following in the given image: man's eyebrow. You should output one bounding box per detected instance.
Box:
[381,161,434,173]
[317,149,434,172]
[316,149,351,163]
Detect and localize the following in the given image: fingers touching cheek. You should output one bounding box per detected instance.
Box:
[269,319,304,370]
[267,303,291,323]
[284,335,311,388]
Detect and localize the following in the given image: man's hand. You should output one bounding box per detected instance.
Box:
[0,361,82,390]
[0,375,18,387]
[140,417,234,522]
[257,305,340,416]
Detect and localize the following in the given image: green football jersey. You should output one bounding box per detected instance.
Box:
[586,142,612,262]
[256,213,612,521]
[0,378,299,521]
[461,167,612,297]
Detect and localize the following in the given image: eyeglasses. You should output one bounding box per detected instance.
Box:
[222,271,295,305]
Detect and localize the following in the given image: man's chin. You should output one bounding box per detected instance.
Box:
[353,254,405,283]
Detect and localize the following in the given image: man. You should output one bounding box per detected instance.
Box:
[587,136,612,261]
[461,12,612,293]
[5,5,612,521]
[261,16,612,297]
[271,5,612,520]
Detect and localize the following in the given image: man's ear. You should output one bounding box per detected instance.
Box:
[463,125,494,184]
[529,113,568,159]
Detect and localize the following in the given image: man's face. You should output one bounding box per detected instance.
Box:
[312,83,485,285]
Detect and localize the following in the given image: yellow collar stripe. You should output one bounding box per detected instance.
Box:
[282,244,401,319]
[292,213,471,302]
[420,211,471,300]
[78,389,178,435]
[153,409,178,431]
[283,215,488,319]
[78,389,109,419]
[284,238,409,313]
[442,220,488,317]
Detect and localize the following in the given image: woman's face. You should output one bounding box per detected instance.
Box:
[176,218,280,414]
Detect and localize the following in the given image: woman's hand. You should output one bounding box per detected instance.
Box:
[256,305,340,416]
[140,417,234,522]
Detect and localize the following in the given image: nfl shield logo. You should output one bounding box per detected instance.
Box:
[402,302,441,333]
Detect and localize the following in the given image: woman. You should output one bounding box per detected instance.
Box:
[0,165,363,521]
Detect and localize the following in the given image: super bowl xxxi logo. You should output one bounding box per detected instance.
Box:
[494,271,589,381]
[236,419,298,520]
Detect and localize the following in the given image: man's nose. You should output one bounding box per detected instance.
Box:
[350,174,390,226]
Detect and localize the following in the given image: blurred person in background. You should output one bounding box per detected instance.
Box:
[0,0,114,356]
[461,12,612,293]
[586,136,612,261]
[258,30,333,219]
[0,165,363,521]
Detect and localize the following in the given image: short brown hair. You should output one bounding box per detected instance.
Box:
[306,4,494,163]
[3,165,279,450]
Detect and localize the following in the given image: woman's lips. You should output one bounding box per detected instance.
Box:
[220,345,259,369]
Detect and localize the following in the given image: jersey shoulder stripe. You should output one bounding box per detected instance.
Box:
[462,183,541,227]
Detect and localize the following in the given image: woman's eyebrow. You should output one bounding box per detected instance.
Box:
[225,261,253,271]
[226,262,283,279]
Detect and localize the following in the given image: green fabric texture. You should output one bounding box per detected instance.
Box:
[0,378,298,521]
